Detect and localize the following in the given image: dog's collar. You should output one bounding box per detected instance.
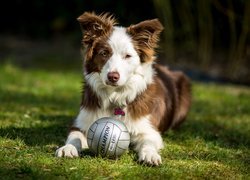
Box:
[114,107,125,116]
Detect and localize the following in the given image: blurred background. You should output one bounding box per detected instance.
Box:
[0,0,249,85]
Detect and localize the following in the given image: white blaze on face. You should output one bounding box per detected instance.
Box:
[100,27,140,86]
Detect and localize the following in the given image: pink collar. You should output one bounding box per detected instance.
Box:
[114,107,125,116]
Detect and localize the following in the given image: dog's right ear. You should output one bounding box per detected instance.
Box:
[77,12,117,46]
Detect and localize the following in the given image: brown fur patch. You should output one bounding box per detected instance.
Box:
[70,127,81,132]
[127,19,163,62]
[77,12,117,47]
[85,39,113,74]
[169,71,192,128]
[154,64,191,131]
[81,83,101,110]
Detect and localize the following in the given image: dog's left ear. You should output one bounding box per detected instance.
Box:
[127,19,164,62]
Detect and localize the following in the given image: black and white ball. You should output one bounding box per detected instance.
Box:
[87,117,130,158]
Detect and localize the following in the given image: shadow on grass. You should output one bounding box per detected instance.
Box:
[0,86,79,146]
[0,116,72,146]
[177,120,250,148]
[0,163,64,179]
[0,166,31,179]
[167,99,250,149]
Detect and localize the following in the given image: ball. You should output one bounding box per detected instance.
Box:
[87,117,130,158]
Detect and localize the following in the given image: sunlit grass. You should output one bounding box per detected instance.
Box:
[0,63,249,179]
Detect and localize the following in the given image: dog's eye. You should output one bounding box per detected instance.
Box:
[100,51,108,57]
[125,54,131,59]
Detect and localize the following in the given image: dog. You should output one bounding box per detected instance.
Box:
[56,12,191,166]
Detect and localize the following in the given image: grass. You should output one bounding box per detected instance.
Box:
[0,63,249,179]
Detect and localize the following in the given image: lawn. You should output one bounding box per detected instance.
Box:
[0,63,249,179]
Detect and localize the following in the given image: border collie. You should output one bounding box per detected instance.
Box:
[56,12,191,166]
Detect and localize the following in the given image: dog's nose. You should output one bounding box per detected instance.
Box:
[107,72,120,83]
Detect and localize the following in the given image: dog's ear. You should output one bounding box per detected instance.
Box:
[127,19,163,62]
[77,12,117,46]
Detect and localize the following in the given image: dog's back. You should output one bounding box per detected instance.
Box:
[154,64,191,131]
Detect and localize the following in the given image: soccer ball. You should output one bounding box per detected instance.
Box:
[87,117,130,158]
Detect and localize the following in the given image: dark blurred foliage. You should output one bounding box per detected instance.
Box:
[0,0,156,38]
[0,0,249,84]
[153,0,249,85]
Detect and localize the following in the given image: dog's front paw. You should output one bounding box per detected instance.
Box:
[55,144,79,158]
[138,147,162,166]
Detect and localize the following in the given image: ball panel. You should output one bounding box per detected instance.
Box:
[117,140,130,150]
[97,122,114,156]
[119,131,130,141]
[89,122,98,133]
[112,121,128,131]
[90,122,107,154]
[106,125,121,157]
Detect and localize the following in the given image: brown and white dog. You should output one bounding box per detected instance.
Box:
[56,12,191,166]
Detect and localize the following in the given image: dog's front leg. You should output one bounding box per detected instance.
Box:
[135,133,163,166]
[55,130,88,158]
[130,119,164,166]
[56,109,92,158]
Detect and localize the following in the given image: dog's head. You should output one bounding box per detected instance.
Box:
[77,12,163,87]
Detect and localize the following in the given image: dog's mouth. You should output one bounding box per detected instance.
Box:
[105,81,119,87]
